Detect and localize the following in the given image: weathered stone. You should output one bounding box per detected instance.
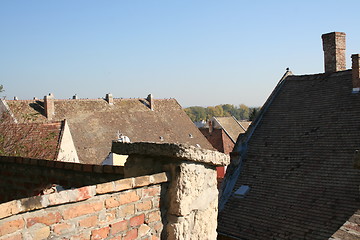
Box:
[112,142,222,240]
[112,142,230,166]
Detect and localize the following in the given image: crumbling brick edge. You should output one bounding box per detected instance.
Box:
[0,155,124,174]
[0,172,168,220]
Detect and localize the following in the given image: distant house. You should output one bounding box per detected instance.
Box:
[218,32,360,239]
[199,116,251,179]
[0,120,79,162]
[0,94,213,164]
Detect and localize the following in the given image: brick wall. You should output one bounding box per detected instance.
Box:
[0,156,124,203]
[0,170,168,240]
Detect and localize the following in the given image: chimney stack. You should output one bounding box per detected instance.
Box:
[106,93,114,105]
[147,94,154,111]
[72,94,78,100]
[322,32,346,73]
[44,93,55,120]
[352,54,360,92]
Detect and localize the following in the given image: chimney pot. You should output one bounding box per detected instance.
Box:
[352,54,360,92]
[73,94,78,100]
[106,93,114,105]
[322,32,346,73]
[147,94,154,111]
[44,93,55,120]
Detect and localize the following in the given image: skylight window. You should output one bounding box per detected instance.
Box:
[234,185,250,198]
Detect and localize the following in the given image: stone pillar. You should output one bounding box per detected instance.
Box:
[111,142,230,240]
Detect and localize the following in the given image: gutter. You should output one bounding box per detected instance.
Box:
[219,70,293,211]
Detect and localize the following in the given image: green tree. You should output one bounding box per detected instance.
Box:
[249,107,261,121]
[0,85,3,93]
[184,106,207,122]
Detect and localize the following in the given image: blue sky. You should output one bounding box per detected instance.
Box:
[1,1,360,107]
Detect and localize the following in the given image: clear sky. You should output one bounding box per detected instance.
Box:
[1,1,360,107]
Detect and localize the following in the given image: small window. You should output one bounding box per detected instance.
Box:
[234,185,250,198]
[189,133,193,138]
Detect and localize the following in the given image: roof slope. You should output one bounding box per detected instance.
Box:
[5,98,212,164]
[218,70,360,239]
[213,117,249,142]
[0,121,63,160]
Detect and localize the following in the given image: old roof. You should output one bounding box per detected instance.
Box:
[4,98,213,164]
[218,70,360,239]
[199,128,234,155]
[213,117,250,143]
[0,121,63,160]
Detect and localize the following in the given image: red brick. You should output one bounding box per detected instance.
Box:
[119,191,140,205]
[118,204,135,218]
[62,201,103,219]
[130,214,145,227]
[0,233,22,240]
[138,224,151,237]
[53,222,72,235]
[0,218,25,235]
[143,187,160,197]
[110,220,128,234]
[123,228,138,240]
[91,227,110,240]
[99,209,116,224]
[75,187,94,201]
[105,197,120,209]
[134,175,150,187]
[109,236,122,240]
[26,211,62,227]
[69,232,91,240]
[96,182,114,194]
[136,200,152,212]
[146,211,161,223]
[78,215,98,228]
[152,221,163,232]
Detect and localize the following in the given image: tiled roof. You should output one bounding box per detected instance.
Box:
[0,121,63,160]
[4,98,213,164]
[218,70,360,239]
[213,117,250,143]
[199,128,234,155]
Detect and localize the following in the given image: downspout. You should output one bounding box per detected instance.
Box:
[219,70,293,210]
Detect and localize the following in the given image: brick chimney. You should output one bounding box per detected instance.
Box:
[147,94,154,111]
[322,32,346,73]
[105,93,114,105]
[352,54,360,92]
[208,120,213,133]
[44,93,55,120]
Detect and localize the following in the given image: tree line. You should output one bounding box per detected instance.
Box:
[184,104,260,122]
